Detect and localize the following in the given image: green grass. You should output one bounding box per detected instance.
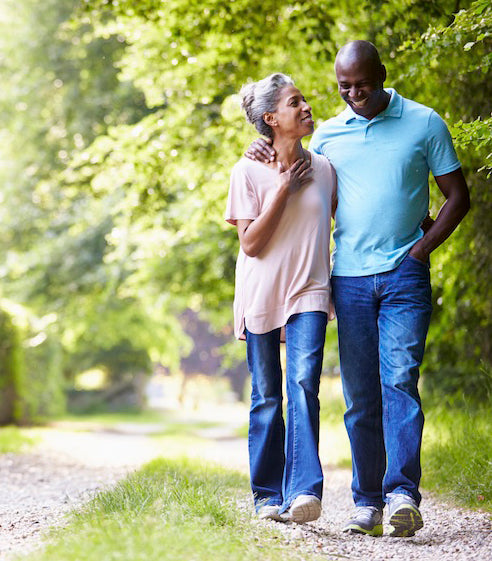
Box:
[421,403,492,511]
[0,426,37,454]
[16,458,326,561]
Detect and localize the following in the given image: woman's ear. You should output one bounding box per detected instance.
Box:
[263,112,277,127]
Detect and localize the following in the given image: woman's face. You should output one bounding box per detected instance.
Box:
[267,85,314,139]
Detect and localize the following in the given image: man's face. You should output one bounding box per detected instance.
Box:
[335,59,386,120]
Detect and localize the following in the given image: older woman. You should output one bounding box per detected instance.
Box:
[226,73,336,523]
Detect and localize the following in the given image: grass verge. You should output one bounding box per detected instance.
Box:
[0,426,37,454]
[16,458,326,561]
[421,402,492,511]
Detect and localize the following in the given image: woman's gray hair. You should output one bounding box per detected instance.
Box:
[240,73,294,139]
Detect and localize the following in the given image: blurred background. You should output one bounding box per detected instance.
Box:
[0,0,490,434]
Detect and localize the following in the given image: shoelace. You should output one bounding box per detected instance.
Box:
[351,505,380,520]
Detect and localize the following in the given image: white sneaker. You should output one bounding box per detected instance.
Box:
[387,493,423,537]
[285,494,322,524]
[257,504,284,522]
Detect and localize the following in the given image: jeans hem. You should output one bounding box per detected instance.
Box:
[254,499,283,512]
[354,501,385,510]
[385,490,420,506]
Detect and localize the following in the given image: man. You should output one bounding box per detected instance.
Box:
[245,40,470,537]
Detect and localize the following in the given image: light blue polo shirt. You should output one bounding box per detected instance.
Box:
[309,88,461,276]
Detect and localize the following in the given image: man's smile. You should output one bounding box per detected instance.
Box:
[349,98,368,108]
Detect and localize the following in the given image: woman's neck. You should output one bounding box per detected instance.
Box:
[272,138,306,168]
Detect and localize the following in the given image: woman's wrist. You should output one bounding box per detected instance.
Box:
[276,180,291,200]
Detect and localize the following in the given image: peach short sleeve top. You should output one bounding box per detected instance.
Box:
[225,153,336,340]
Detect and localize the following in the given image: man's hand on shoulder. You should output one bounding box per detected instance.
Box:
[245,137,276,163]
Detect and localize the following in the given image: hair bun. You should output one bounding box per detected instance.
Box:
[238,73,294,139]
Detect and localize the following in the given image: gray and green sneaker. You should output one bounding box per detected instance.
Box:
[342,506,383,536]
[387,493,423,537]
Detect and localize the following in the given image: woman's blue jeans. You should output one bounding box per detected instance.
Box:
[245,311,327,513]
[331,254,432,508]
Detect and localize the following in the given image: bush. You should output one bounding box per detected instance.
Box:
[0,302,66,425]
[20,328,66,421]
[0,307,24,424]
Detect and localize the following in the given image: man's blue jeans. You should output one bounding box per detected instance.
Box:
[331,255,432,508]
[245,311,327,513]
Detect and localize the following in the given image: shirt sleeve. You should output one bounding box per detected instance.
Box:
[426,111,461,177]
[225,162,259,226]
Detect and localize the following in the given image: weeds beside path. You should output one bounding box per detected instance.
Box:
[1,411,491,561]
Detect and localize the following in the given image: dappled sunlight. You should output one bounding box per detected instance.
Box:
[74,368,108,391]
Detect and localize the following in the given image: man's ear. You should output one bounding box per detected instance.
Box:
[263,112,277,127]
[380,64,387,84]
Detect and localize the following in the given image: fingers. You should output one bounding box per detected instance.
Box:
[299,167,313,179]
[292,160,313,188]
[256,138,276,162]
[288,159,308,174]
[244,138,276,163]
[289,159,312,177]
[299,170,313,187]
[244,147,258,161]
[259,137,275,160]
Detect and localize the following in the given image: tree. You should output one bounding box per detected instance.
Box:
[1,0,489,410]
[0,0,192,389]
[395,0,492,400]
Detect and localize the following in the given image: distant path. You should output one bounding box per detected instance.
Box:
[1,421,490,561]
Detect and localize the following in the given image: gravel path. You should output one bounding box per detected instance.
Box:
[0,450,127,559]
[1,423,490,560]
[252,468,491,561]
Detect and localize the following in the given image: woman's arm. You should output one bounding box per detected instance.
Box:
[237,159,312,257]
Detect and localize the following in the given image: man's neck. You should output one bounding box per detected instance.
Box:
[363,90,391,120]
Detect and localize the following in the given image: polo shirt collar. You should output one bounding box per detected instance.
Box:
[341,88,403,123]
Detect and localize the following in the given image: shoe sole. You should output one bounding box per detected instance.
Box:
[289,498,322,523]
[389,505,423,537]
[343,523,383,537]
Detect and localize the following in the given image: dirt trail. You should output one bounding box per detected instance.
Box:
[1,420,490,561]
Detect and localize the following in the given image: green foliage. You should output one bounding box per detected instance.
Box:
[0,426,37,454]
[21,325,66,421]
[393,0,492,401]
[452,117,492,175]
[0,306,24,424]
[1,302,66,424]
[1,0,490,408]
[0,0,182,387]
